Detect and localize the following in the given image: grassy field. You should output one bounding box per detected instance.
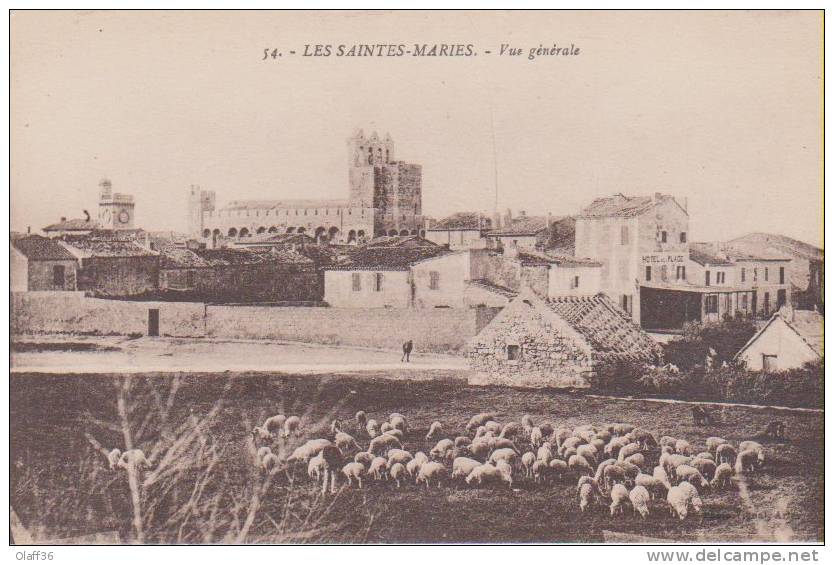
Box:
[10,371,824,544]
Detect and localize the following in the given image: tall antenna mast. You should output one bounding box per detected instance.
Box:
[490,105,499,213]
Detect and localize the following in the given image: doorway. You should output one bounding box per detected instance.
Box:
[148,309,160,337]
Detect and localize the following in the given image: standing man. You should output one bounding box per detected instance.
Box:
[401,339,413,363]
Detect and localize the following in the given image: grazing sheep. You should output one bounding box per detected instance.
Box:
[264,414,287,435]
[430,438,455,460]
[389,412,406,421]
[612,423,635,436]
[474,426,489,439]
[624,453,645,468]
[256,446,274,464]
[252,425,272,443]
[469,437,494,460]
[365,419,379,438]
[416,461,447,488]
[617,442,641,462]
[739,441,765,463]
[604,436,630,459]
[334,432,361,454]
[369,433,402,456]
[452,456,482,480]
[711,463,734,490]
[653,465,672,489]
[579,482,596,512]
[288,439,333,463]
[530,427,544,449]
[674,465,709,492]
[706,436,729,454]
[406,453,427,478]
[716,444,738,466]
[465,463,510,488]
[694,451,714,462]
[549,459,568,481]
[520,414,534,433]
[615,461,641,484]
[382,429,404,442]
[531,460,547,484]
[355,410,368,429]
[261,453,284,475]
[635,473,668,500]
[425,421,443,441]
[539,423,555,438]
[342,462,365,488]
[677,480,701,513]
[488,448,518,467]
[610,483,630,516]
[569,454,594,477]
[735,449,759,474]
[675,439,692,456]
[117,449,150,471]
[667,486,690,520]
[330,419,341,435]
[576,444,598,466]
[466,412,497,432]
[380,422,393,434]
[630,485,651,518]
[630,429,658,450]
[387,448,413,467]
[354,451,374,467]
[551,427,572,448]
[283,416,301,438]
[389,462,406,488]
[591,438,607,454]
[594,429,612,443]
[492,438,519,453]
[390,415,408,434]
[369,456,388,480]
[659,436,678,449]
[537,444,554,464]
[603,464,627,492]
[662,454,692,478]
[521,452,536,477]
[561,436,583,453]
[496,460,514,487]
[106,448,122,470]
[454,436,472,448]
[319,445,344,495]
[691,458,717,481]
[484,420,502,435]
[308,453,325,480]
[500,422,521,439]
[595,458,617,482]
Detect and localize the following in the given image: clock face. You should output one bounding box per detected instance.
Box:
[118,210,130,224]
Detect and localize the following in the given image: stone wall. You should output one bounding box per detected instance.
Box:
[468,302,594,388]
[11,292,498,353]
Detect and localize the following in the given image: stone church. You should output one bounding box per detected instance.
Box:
[188,130,424,246]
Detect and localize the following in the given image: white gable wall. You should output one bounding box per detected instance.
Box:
[737,317,820,371]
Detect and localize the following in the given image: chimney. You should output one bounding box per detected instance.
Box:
[60,216,66,222]
[26,226,30,234]
[519,210,527,218]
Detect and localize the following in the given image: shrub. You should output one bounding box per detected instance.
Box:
[664,317,757,370]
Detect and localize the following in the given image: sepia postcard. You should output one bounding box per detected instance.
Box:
[8,9,825,549]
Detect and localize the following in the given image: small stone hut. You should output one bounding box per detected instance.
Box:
[467,292,662,388]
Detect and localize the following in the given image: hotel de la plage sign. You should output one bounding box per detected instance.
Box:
[641,254,686,265]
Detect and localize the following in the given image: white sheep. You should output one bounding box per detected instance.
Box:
[520,414,534,433]
[530,426,544,449]
[624,453,645,468]
[496,460,514,487]
[425,421,443,440]
[430,438,455,460]
[739,441,765,466]
[452,456,482,480]
[390,415,408,434]
[706,436,729,454]
[383,429,404,442]
[334,431,361,454]
[454,436,472,448]
[735,449,759,474]
[711,462,734,490]
[635,472,668,499]
[466,412,497,431]
[255,446,272,464]
[368,456,388,480]
[366,418,379,438]
[579,482,595,512]
[652,465,672,489]
[387,448,413,467]
[716,444,738,466]
[380,422,394,434]
[282,415,301,438]
[630,485,651,518]
[407,452,429,477]
[604,436,629,459]
[536,444,553,465]
[595,458,617,482]
[389,462,406,488]
[369,433,402,456]
[577,444,598,466]
[465,463,510,487]
[551,427,572,449]
[694,451,715,462]
[470,437,494,460]
[678,481,703,516]
[307,453,325,480]
[288,439,333,463]
[106,448,122,470]
[263,414,286,435]
[667,486,690,520]
[675,439,692,456]
[609,483,630,516]
[251,425,272,443]
[549,459,568,481]
[499,422,521,439]
[484,420,502,435]
[355,410,367,429]
[354,451,374,467]
[569,454,594,477]
[117,449,150,471]
[521,452,536,477]
[488,448,518,467]
[261,453,284,475]
[416,461,447,488]
[691,457,717,481]
[531,460,547,484]
[617,442,641,462]
[342,461,365,488]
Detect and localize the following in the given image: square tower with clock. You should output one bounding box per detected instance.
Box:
[97,178,136,230]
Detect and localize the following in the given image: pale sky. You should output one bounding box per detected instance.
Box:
[11,10,823,246]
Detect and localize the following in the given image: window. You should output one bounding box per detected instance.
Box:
[753,268,758,282]
[507,344,521,361]
[620,226,629,245]
[742,294,749,310]
[705,295,719,314]
[676,265,686,281]
[763,292,770,314]
[351,273,362,291]
[741,268,746,283]
[779,267,785,285]
[645,266,652,281]
[680,232,687,243]
[762,354,778,372]
[571,275,580,289]
[374,272,384,292]
[661,264,668,282]
[52,265,65,287]
[429,271,440,290]
[705,271,711,286]
[764,268,769,282]
[716,272,725,284]
[621,294,632,314]
[186,270,194,287]
[661,231,668,243]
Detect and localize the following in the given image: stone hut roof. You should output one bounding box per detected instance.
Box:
[326,246,451,271]
[12,235,77,261]
[429,212,491,231]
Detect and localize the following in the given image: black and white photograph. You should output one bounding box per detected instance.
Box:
[7,9,825,548]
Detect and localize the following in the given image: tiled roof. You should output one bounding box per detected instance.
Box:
[364,235,437,249]
[429,212,491,231]
[43,218,100,231]
[723,246,792,262]
[578,193,681,218]
[689,243,734,266]
[159,247,212,269]
[468,279,518,298]
[543,216,576,253]
[195,247,314,267]
[545,293,662,362]
[12,236,77,261]
[518,251,602,268]
[487,215,548,236]
[326,246,451,271]
[219,199,349,212]
[62,239,157,258]
[728,233,823,262]
[235,232,316,245]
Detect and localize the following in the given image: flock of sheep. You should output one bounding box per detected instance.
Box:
[240,410,771,521]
